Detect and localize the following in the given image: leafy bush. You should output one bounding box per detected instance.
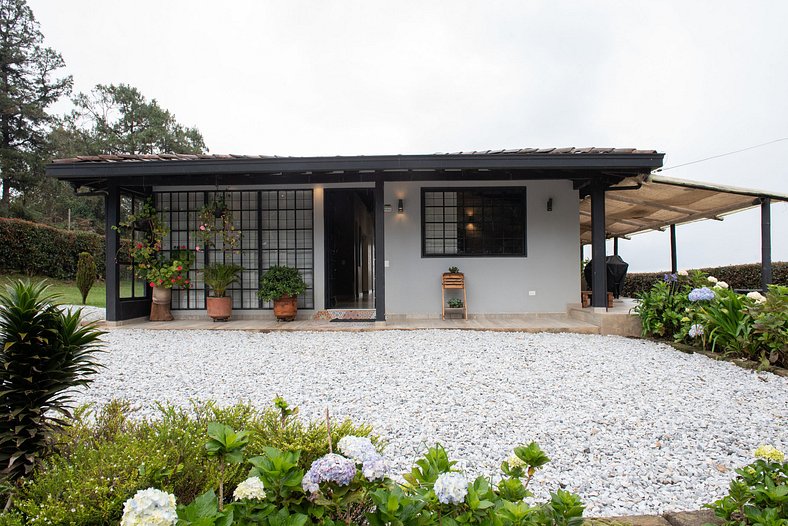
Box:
[9,400,373,525]
[0,280,104,489]
[705,445,787,526]
[0,218,106,280]
[622,262,788,298]
[700,288,754,357]
[75,252,97,304]
[258,266,307,302]
[633,280,690,339]
[749,285,788,368]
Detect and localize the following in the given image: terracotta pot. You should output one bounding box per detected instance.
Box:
[273,295,298,321]
[206,296,232,322]
[152,286,172,305]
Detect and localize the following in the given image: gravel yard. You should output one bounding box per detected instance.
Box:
[73,328,788,517]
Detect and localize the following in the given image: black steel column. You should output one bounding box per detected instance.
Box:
[374,176,385,321]
[670,224,677,274]
[105,184,120,322]
[613,236,619,256]
[590,181,607,307]
[761,197,772,290]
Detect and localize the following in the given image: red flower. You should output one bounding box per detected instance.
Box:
[149,282,155,287]
[136,243,143,249]
[171,278,176,283]
[185,279,190,284]
[158,279,163,284]
[177,266,182,271]
[180,245,186,249]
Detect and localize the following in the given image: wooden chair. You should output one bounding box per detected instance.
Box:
[442,273,468,320]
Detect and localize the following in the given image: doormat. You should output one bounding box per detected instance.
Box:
[329,318,376,323]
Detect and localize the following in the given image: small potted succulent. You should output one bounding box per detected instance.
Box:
[447,298,464,309]
[203,263,243,321]
[258,265,307,321]
[445,265,462,278]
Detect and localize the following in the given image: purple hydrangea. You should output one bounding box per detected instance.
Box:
[301,453,357,494]
[361,453,389,481]
[688,287,715,302]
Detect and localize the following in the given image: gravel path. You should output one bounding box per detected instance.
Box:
[73,329,788,517]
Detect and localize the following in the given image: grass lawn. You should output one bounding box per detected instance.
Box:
[0,273,107,308]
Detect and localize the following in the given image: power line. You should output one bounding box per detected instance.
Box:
[656,137,788,172]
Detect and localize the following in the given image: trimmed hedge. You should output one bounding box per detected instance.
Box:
[0,218,106,280]
[622,261,788,297]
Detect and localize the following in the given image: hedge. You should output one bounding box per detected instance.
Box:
[621,261,788,297]
[0,218,106,280]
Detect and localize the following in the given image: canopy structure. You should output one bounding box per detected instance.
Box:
[579,174,788,243]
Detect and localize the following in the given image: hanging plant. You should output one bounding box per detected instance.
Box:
[196,199,241,252]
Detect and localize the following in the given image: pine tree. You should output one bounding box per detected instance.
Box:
[0,0,72,213]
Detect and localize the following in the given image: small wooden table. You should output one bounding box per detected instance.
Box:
[581,290,613,308]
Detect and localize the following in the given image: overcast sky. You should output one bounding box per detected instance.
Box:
[30,0,787,272]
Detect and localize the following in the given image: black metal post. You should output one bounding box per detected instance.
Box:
[590,181,607,307]
[105,184,120,322]
[670,224,677,274]
[374,176,386,321]
[613,236,619,256]
[761,197,772,290]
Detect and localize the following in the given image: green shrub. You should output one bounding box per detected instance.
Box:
[633,280,690,340]
[203,263,243,297]
[705,446,787,526]
[258,266,307,302]
[75,252,97,304]
[0,219,106,280]
[749,285,788,368]
[0,280,104,490]
[699,288,755,357]
[622,262,788,298]
[11,400,373,525]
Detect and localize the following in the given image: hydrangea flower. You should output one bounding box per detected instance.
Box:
[688,324,704,338]
[754,444,785,462]
[678,269,689,276]
[688,287,715,302]
[507,454,526,469]
[121,488,177,526]
[714,281,729,290]
[663,273,678,283]
[747,291,767,303]
[234,476,267,501]
[338,435,377,463]
[302,453,357,494]
[361,453,389,481]
[707,276,718,284]
[433,472,468,505]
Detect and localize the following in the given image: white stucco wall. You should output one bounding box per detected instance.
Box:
[383,180,580,316]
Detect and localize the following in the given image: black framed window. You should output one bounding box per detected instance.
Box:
[422,187,527,257]
[118,193,148,299]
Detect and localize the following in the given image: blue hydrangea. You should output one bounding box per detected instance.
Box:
[301,453,357,494]
[361,453,389,481]
[688,324,704,338]
[338,436,378,463]
[688,287,715,302]
[433,472,468,505]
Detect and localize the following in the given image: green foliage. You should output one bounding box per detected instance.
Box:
[699,288,754,357]
[403,444,457,488]
[0,0,72,211]
[706,457,787,526]
[8,399,373,524]
[748,285,788,368]
[75,252,96,304]
[447,266,460,274]
[54,83,205,156]
[0,280,104,487]
[622,262,788,298]
[0,218,105,280]
[633,281,690,339]
[203,263,243,298]
[258,266,307,302]
[447,298,464,308]
[196,200,242,253]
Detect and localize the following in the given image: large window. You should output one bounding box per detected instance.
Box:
[422,187,527,257]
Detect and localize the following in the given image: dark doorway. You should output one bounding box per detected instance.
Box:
[324,189,375,309]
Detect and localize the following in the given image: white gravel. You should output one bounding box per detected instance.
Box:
[59,305,106,323]
[72,329,788,517]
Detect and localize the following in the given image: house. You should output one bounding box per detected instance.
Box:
[47,148,668,322]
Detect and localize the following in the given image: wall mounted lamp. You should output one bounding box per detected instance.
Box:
[397,199,404,214]
[547,198,553,212]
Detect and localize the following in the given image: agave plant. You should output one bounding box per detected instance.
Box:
[203,263,243,297]
[0,280,104,486]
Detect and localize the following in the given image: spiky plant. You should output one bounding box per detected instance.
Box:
[76,252,97,305]
[0,280,104,487]
[203,263,243,298]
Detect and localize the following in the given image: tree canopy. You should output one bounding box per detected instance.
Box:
[0,0,72,211]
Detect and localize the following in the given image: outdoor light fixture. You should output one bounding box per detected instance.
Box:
[397,199,404,214]
[547,198,553,212]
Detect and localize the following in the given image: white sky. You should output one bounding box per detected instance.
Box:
[30,0,787,272]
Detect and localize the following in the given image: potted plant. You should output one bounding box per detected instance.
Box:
[203,263,243,322]
[447,298,464,309]
[445,265,462,277]
[258,265,307,321]
[196,199,241,252]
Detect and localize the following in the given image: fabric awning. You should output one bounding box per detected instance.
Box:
[579,174,788,244]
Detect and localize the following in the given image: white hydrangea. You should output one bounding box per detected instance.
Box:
[121,488,177,526]
[234,476,267,501]
[715,281,729,289]
[747,291,767,303]
[678,269,689,276]
[337,435,378,463]
[361,454,389,481]
[707,276,718,284]
[433,472,468,505]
